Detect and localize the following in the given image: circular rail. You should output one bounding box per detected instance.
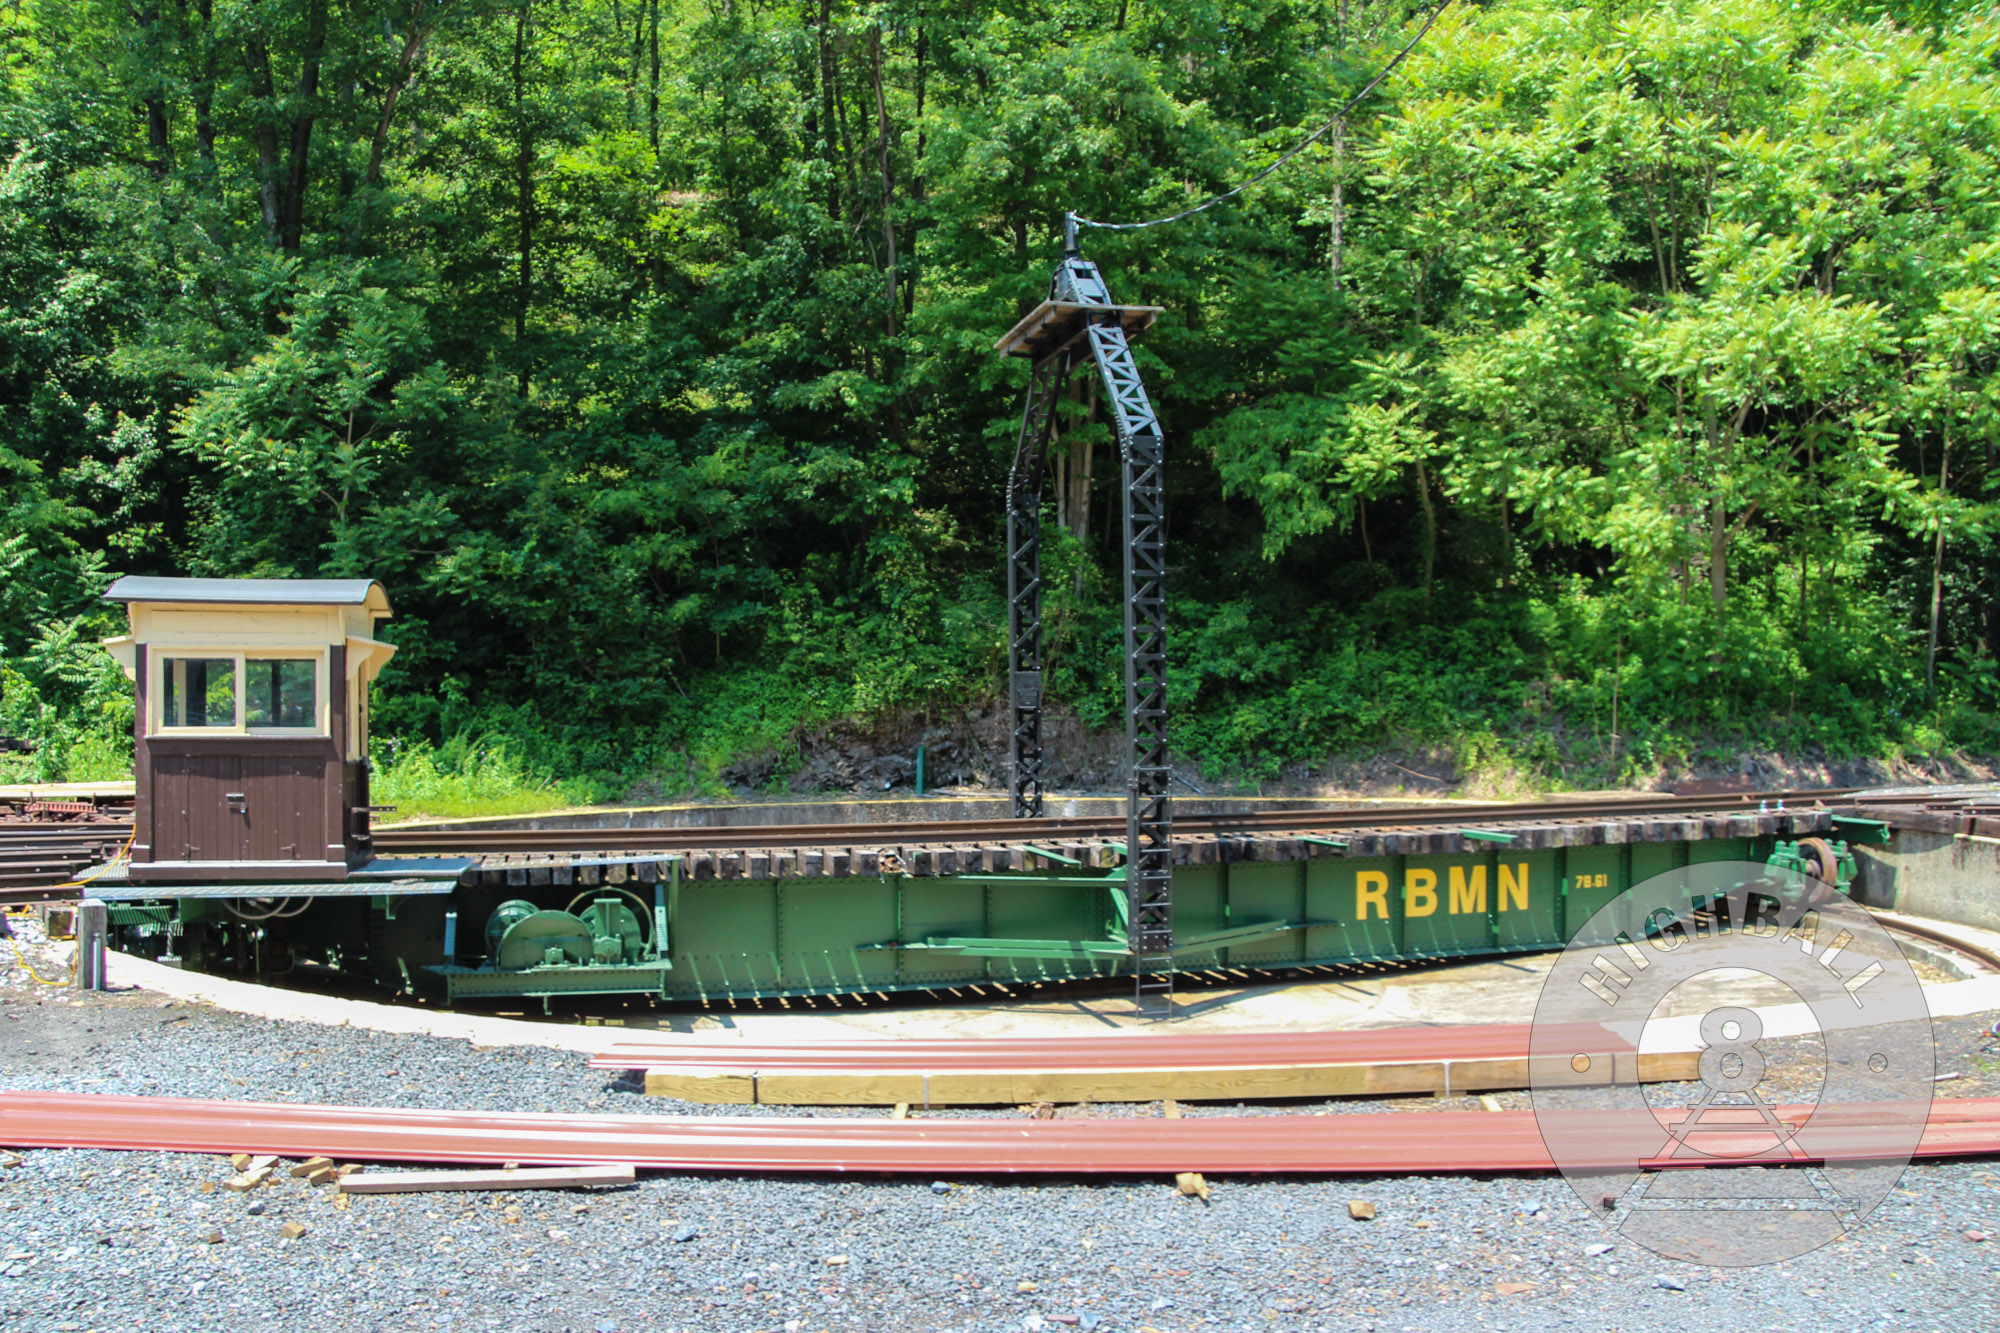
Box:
[1884,916,2000,974]
[373,787,1883,855]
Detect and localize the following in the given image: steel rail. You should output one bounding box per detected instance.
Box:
[0,827,132,841]
[374,788,1893,855]
[0,1091,1992,1174]
[0,885,92,905]
[0,785,1971,895]
[1884,917,2000,974]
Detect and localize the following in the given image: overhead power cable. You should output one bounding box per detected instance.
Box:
[1069,0,1456,234]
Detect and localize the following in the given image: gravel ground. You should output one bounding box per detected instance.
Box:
[3,931,1999,1333]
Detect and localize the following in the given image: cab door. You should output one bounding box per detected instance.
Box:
[151,753,250,862]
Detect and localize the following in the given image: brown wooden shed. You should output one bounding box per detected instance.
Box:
[101,577,395,883]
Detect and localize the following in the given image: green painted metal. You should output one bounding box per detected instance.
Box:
[596,835,1777,1001]
[887,937,1132,961]
[1765,838,1857,899]
[1830,815,1892,844]
[1166,918,1331,955]
[105,904,174,929]
[1460,829,1516,844]
[949,873,1121,889]
[432,959,676,1005]
[104,829,1831,1006]
[1019,845,1083,866]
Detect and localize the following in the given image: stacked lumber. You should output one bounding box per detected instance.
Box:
[590,1022,1702,1105]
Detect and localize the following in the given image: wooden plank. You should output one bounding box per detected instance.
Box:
[643,1069,758,1102]
[338,1164,636,1195]
[672,1049,1709,1107]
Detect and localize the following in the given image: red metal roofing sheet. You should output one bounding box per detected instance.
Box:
[3,1092,1993,1175]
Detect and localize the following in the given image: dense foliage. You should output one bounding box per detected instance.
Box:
[2,0,1997,796]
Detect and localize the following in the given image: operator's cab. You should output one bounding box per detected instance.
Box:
[100,577,395,883]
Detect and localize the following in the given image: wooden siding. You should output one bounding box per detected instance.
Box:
[141,737,339,869]
[242,753,325,860]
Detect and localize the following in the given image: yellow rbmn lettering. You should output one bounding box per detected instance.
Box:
[1449,866,1487,915]
[1406,868,1438,918]
[1500,863,1530,912]
[1356,871,1390,922]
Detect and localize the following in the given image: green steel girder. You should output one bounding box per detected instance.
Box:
[118,828,1819,1006]
[1829,815,1892,845]
[106,904,175,929]
[1165,918,1336,955]
[889,937,1133,961]
[949,873,1123,889]
[855,916,1334,962]
[429,959,676,1003]
[1018,845,1084,866]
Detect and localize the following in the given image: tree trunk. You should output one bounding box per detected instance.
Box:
[648,0,661,155]
[1703,405,1738,616]
[1929,430,1950,699]
[903,28,926,321]
[869,26,897,335]
[143,98,171,176]
[514,2,535,397]
[831,39,861,232]
[817,0,838,221]
[279,0,328,253]
[1413,459,1437,607]
[245,31,282,245]
[192,0,216,167]
[367,3,446,190]
[1709,492,1727,614]
[1328,120,1345,281]
[138,2,171,178]
[797,0,817,177]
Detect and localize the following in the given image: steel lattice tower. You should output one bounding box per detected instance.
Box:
[996,222,1174,1012]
